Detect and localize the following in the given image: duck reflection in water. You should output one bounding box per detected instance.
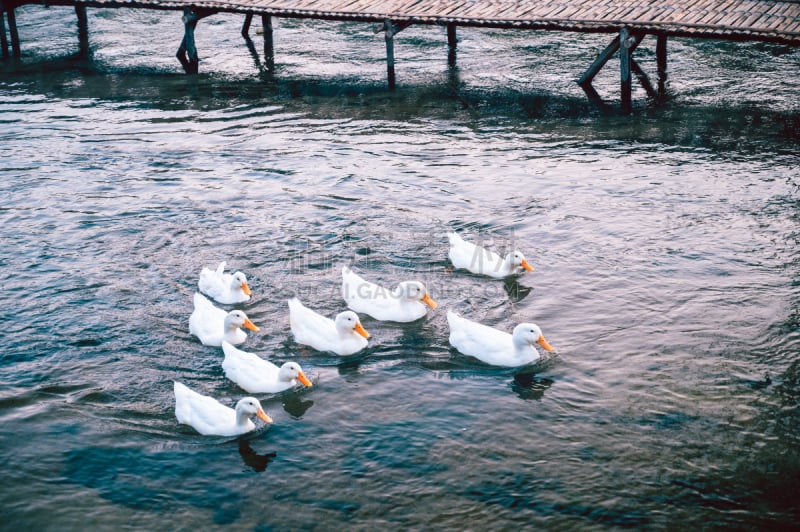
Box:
[511,372,554,401]
[238,439,277,473]
[282,394,315,418]
[336,353,370,376]
[504,277,532,302]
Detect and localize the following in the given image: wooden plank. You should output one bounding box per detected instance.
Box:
[516,4,552,20]
[542,4,575,19]
[552,5,585,21]
[622,6,654,23]
[401,0,435,16]
[640,6,670,23]
[572,3,607,21]
[706,1,736,26]
[741,11,769,30]
[612,5,640,21]
[439,1,470,18]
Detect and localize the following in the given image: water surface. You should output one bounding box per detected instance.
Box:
[1,6,799,530]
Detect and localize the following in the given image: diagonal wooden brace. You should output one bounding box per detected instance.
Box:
[578,30,655,110]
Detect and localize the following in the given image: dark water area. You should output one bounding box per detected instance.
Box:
[1,6,799,530]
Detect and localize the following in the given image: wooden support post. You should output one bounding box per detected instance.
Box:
[241,14,252,37]
[447,23,457,66]
[614,32,655,100]
[656,32,668,98]
[619,27,633,113]
[75,5,89,57]
[176,8,215,74]
[0,4,9,59]
[374,20,411,90]
[384,18,396,90]
[176,7,199,73]
[262,14,273,70]
[6,2,19,58]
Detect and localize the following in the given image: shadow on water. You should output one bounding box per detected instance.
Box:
[462,470,651,528]
[3,52,798,155]
[63,446,244,524]
[645,358,800,526]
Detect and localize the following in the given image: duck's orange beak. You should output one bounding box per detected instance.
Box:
[537,335,554,352]
[521,259,534,272]
[256,408,273,423]
[354,322,370,339]
[422,293,438,309]
[241,282,252,296]
[244,318,260,332]
[297,371,313,387]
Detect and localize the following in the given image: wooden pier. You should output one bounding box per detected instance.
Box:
[2,0,799,111]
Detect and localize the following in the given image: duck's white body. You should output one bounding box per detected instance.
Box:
[288,297,370,356]
[447,311,554,367]
[341,266,438,322]
[221,341,312,394]
[173,381,272,437]
[198,261,252,304]
[189,292,259,347]
[447,232,534,279]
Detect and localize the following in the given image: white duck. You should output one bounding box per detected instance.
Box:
[198,261,252,304]
[221,341,313,394]
[288,297,370,356]
[447,310,554,367]
[173,381,272,437]
[447,232,534,279]
[189,292,259,347]
[341,266,438,322]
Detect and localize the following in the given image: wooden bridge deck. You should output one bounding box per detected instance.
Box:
[2,0,799,111]
[19,0,800,45]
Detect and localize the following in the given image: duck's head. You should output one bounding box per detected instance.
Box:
[506,250,534,273]
[225,310,260,332]
[395,281,438,309]
[235,397,272,424]
[335,311,370,339]
[231,271,252,296]
[512,323,554,352]
[279,362,313,387]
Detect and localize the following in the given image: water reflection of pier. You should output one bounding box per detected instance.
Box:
[2,0,799,111]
